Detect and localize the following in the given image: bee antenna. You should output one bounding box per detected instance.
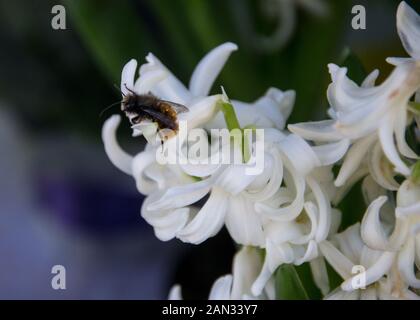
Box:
[124,83,137,95]
[99,101,121,118]
[113,83,126,97]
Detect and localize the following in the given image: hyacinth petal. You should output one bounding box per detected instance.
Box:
[335,134,376,187]
[134,69,167,94]
[140,53,191,104]
[291,201,318,245]
[310,257,330,295]
[231,247,262,300]
[253,88,296,129]
[264,220,303,245]
[368,141,400,191]
[333,224,364,265]
[121,59,137,95]
[266,241,295,272]
[361,196,409,251]
[189,42,238,97]
[244,148,283,202]
[394,107,419,159]
[132,149,159,194]
[141,193,190,241]
[251,241,294,296]
[216,165,257,196]
[152,209,190,241]
[288,120,341,142]
[319,240,353,279]
[209,275,233,300]
[177,188,228,244]
[329,209,343,237]
[386,57,413,66]
[306,176,331,242]
[131,121,159,144]
[361,69,380,88]
[168,285,183,300]
[330,62,420,139]
[178,95,221,129]
[179,161,222,178]
[102,115,133,175]
[179,131,226,177]
[278,134,320,175]
[397,1,420,59]
[147,178,213,211]
[225,196,265,246]
[312,139,350,167]
[327,64,376,115]
[334,167,368,205]
[396,201,420,217]
[251,258,272,296]
[294,240,318,265]
[360,196,390,250]
[341,251,396,291]
[267,88,295,124]
[398,237,420,288]
[378,114,411,175]
[255,169,305,221]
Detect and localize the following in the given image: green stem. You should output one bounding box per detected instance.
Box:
[411,160,420,184]
[219,99,241,131]
[408,101,420,114]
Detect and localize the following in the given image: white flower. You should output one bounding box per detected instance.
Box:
[102,42,238,172]
[102,43,305,244]
[145,130,347,247]
[319,223,419,300]
[169,246,273,300]
[360,178,420,290]
[251,163,343,296]
[120,42,239,141]
[205,88,295,130]
[289,1,420,180]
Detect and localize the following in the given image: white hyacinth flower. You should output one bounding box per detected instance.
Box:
[289,1,420,181]
[102,43,305,244]
[319,224,419,300]
[251,164,343,296]
[169,246,273,300]
[145,130,346,246]
[360,178,420,291]
[120,42,240,141]
[101,2,420,300]
[205,88,295,130]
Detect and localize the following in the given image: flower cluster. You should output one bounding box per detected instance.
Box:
[102,2,420,300]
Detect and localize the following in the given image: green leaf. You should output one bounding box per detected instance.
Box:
[408,101,420,114]
[339,47,367,86]
[65,0,159,82]
[147,0,201,76]
[288,0,352,123]
[219,99,241,131]
[411,160,420,184]
[275,264,309,300]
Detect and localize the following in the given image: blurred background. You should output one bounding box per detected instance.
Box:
[0,0,418,299]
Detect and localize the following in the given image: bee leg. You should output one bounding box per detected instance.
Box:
[157,130,165,153]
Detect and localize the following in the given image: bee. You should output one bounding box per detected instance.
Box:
[100,84,189,142]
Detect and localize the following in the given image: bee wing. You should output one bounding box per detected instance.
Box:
[161,100,189,114]
[141,107,175,128]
